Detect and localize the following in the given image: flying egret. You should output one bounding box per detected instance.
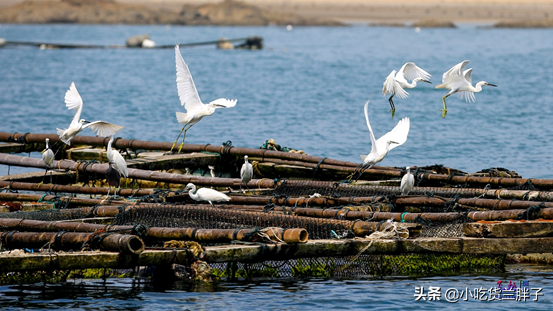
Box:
[183,183,231,207]
[382,62,431,118]
[55,82,124,147]
[435,60,497,118]
[171,44,237,153]
[41,138,55,184]
[240,155,253,192]
[106,135,128,196]
[400,166,414,195]
[360,100,410,169]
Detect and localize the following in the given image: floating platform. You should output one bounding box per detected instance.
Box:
[1,131,552,283]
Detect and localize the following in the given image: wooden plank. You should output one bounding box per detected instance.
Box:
[3,236,553,272]
[461,237,553,254]
[463,221,553,238]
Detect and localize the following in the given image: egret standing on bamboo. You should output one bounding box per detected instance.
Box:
[435,60,497,118]
[400,166,414,195]
[240,155,253,192]
[184,183,231,207]
[56,82,124,147]
[105,161,122,198]
[105,135,128,197]
[171,44,237,153]
[41,138,55,184]
[382,62,431,118]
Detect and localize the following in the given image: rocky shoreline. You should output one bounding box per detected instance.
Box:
[1,0,553,27]
[0,0,344,26]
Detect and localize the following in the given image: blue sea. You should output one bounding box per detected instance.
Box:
[1,24,553,309]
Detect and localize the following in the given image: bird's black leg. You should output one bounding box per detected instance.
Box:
[388,95,396,118]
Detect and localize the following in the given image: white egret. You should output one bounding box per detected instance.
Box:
[400,166,414,195]
[106,135,128,193]
[435,60,497,118]
[382,62,431,118]
[240,155,253,192]
[360,100,410,169]
[56,82,124,146]
[41,138,55,184]
[183,183,231,207]
[105,161,122,198]
[171,44,237,153]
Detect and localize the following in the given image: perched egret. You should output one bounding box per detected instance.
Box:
[56,82,124,146]
[400,166,415,195]
[240,155,253,192]
[41,138,55,184]
[435,60,497,118]
[106,135,128,185]
[171,44,237,153]
[382,62,431,118]
[183,183,231,207]
[105,161,121,198]
[360,100,410,169]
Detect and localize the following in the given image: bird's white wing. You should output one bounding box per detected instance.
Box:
[210,98,237,108]
[399,62,431,82]
[111,150,128,178]
[375,117,410,153]
[458,68,476,102]
[83,121,124,137]
[198,188,231,202]
[442,60,469,84]
[363,100,378,155]
[65,82,84,127]
[382,71,408,99]
[463,68,473,85]
[175,44,203,112]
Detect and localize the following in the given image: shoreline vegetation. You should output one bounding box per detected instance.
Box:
[0,0,553,27]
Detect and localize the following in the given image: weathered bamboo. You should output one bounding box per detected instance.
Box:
[0,218,308,244]
[279,180,553,201]
[0,192,127,207]
[0,181,154,197]
[0,231,144,254]
[226,193,553,212]
[0,132,359,168]
[0,153,276,188]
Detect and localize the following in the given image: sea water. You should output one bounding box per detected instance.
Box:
[1,24,553,309]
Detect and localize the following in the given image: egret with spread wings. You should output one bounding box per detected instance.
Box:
[382,62,431,118]
[56,82,124,147]
[171,44,237,153]
[435,60,497,118]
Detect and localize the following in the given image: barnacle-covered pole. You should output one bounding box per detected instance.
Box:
[0,231,144,254]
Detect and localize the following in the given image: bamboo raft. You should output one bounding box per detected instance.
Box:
[1,131,553,282]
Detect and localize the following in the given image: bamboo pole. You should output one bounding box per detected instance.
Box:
[0,153,276,188]
[0,218,308,244]
[0,231,144,254]
[0,192,127,207]
[0,181,154,197]
[0,132,359,168]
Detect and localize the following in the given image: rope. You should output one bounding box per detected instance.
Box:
[311,157,327,180]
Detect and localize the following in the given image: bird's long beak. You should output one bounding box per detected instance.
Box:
[422,79,432,84]
[487,83,497,87]
[83,120,91,124]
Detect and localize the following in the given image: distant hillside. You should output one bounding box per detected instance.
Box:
[0,0,344,26]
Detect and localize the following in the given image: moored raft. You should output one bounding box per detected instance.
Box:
[1,131,553,283]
